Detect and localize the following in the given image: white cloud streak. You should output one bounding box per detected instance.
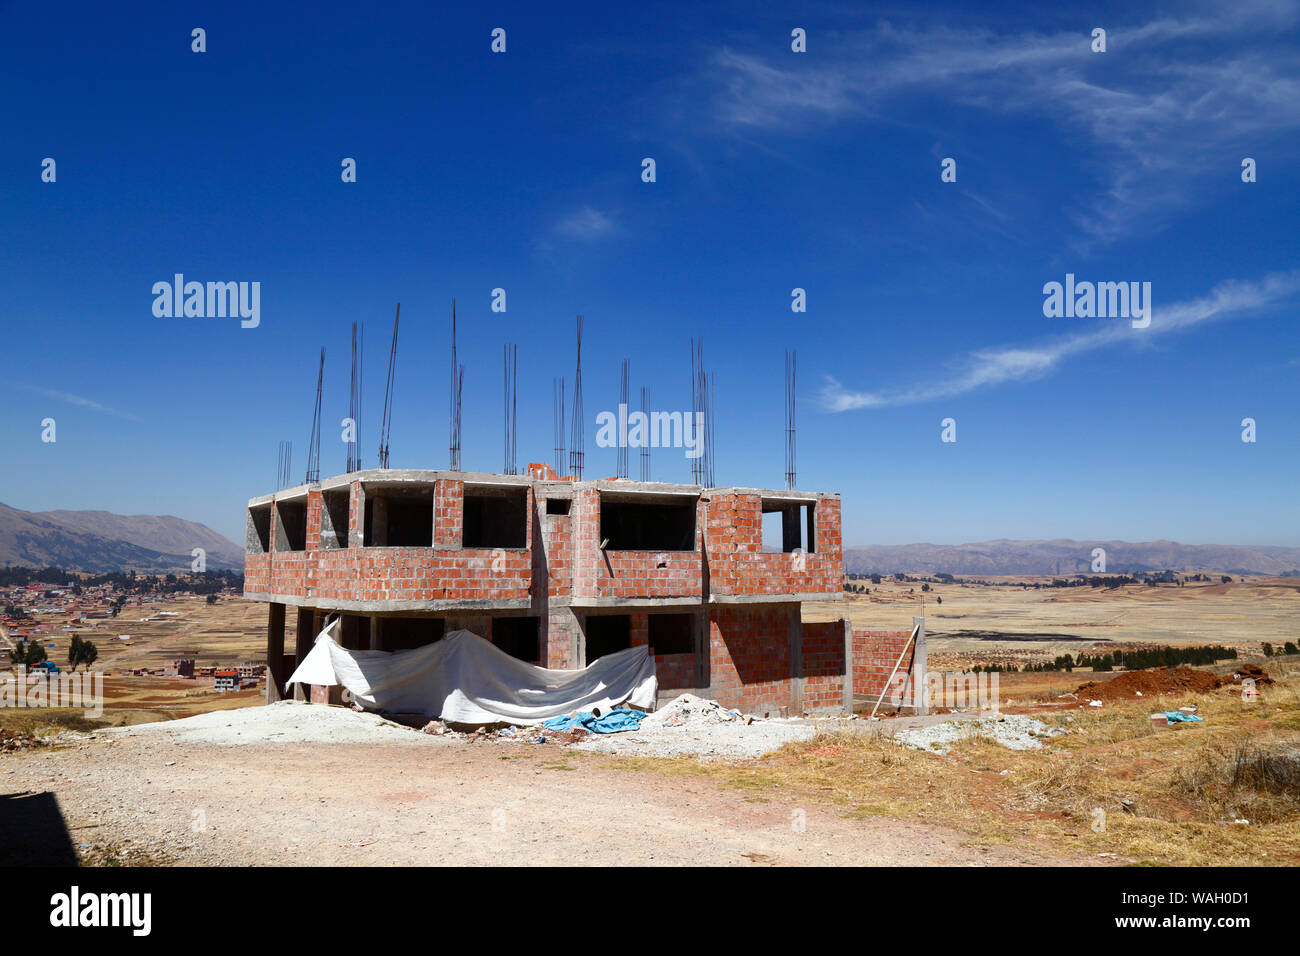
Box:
[11,383,142,422]
[708,4,1300,242]
[820,270,1300,411]
[555,206,617,240]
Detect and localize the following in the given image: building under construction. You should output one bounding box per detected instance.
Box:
[245,312,925,717]
[243,463,881,714]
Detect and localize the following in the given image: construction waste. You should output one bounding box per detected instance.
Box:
[638,693,753,729]
[892,714,1050,755]
[0,728,44,752]
[416,693,762,747]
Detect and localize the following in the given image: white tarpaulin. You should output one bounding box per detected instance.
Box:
[286,619,658,724]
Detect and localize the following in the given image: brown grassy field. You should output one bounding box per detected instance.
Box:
[0,679,265,733]
[806,575,1300,670]
[11,574,1296,727]
[28,593,274,674]
[4,594,274,727]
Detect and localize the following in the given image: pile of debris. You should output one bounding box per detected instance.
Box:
[417,695,764,749]
[1075,665,1272,702]
[0,728,44,753]
[892,714,1052,755]
[638,694,754,729]
[419,713,643,746]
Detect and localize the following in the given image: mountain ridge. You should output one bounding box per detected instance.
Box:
[0,502,244,573]
[843,538,1300,576]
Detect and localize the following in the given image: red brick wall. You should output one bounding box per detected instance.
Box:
[705,493,841,598]
[433,479,463,548]
[245,552,270,595]
[247,484,838,608]
[703,607,848,714]
[570,488,601,599]
[249,547,531,603]
[629,612,648,647]
[349,481,363,546]
[306,491,323,551]
[570,491,704,600]
[707,604,792,714]
[655,652,695,690]
[540,503,572,598]
[814,497,842,563]
[802,621,846,710]
[596,550,703,600]
[545,610,576,669]
[852,628,918,705]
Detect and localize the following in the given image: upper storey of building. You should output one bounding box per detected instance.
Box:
[243,467,843,612]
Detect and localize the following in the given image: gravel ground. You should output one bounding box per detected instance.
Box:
[99,699,829,759]
[97,699,1040,763]
[100,700,443,746]
[3,721,1078,867]
[891,714,1049,755]
[561,694,846,760]
[569,718,823,759]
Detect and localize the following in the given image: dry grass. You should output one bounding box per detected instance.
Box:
[0,708,111,736]
[806,576,1300,669]
[616,661,1300,866]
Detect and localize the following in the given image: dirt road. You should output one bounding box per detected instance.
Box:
[3,733,1084,866]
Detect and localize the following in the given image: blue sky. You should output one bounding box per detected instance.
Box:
[1,0,1297,547]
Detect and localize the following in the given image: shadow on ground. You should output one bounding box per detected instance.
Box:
[0,791,77,865]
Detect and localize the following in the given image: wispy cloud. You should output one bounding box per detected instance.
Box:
[706,4,1300,243]
[11,383,142,422]
[554,206,617,240]
[820,270,1300,411]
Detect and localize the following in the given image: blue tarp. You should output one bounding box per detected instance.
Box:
[1163,711,1204,722]
[543,708,647,734]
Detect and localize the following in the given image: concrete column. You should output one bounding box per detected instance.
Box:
[789,604,804,714]
[306,489,323,551]
[294,606,314,701]
[265,603,286,704]
[842,617,854,715]
[694,607,709,689]
[913,615,928,716]
[348,481,365,549]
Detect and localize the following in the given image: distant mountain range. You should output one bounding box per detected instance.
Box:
[3,504,1297,578]
[844,539,1300,576]
[0,503,244,573]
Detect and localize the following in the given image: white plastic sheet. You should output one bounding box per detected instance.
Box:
[287,619,658,724]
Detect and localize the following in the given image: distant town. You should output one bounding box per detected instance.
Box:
[1,566,261,688]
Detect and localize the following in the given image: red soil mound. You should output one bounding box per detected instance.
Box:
[1075,665,1271,702]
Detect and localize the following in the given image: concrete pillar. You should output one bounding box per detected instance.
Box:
[913,615,928,716]
[694,607,709,689]
[265,603,286,704]
[294,606,314,701]
[842,617,854,715]
[349,481,365,549]
[789,604,804,714]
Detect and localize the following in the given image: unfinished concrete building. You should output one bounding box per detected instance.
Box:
[244,465,920,715]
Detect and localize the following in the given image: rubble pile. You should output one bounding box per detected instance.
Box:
[638,694,754,729]
[0,728,45,752]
